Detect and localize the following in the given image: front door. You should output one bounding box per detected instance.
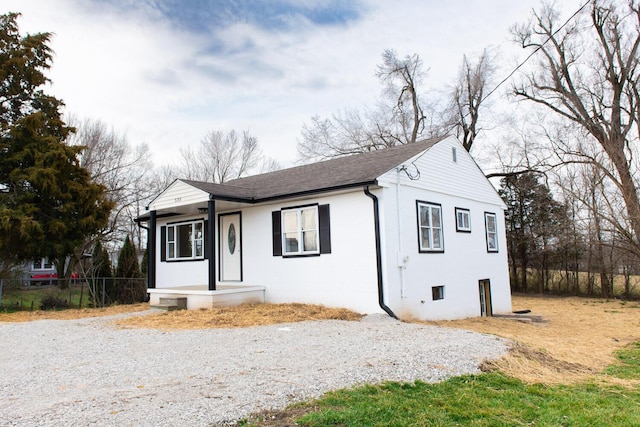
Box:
[220,213,242,282]
[479,279,492,317]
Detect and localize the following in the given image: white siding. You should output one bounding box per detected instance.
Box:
[155,214,209,288]
[378,136,506,208]
[375,136,511,320]
[151,136,511,320]
[155,191,383,314]
[240,191,382,313]
[149,180,209,211]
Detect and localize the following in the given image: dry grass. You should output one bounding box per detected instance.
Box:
[0,303,149,322]
[431,295,640,384]
[115,303,363,330]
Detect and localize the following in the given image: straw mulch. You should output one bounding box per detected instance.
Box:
[431,295,640,384]
[115,303,363,330]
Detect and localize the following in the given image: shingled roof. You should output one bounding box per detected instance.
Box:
[182,137,444,203]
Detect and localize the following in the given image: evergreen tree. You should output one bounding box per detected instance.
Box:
[500,173,566,293]
[140,248,148,276]
[115,236,145,304]
[0,13,113,282]
[91,241,114,306]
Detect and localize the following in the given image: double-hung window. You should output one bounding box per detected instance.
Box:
[455,208,471,232]
[166,220,204,260]
[282,206,319,255]
[272,204,331,257]
[417,201,444,252]
[485,212,498,252]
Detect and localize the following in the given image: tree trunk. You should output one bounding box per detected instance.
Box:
[53,259,66,289]
[594,216,610,298]
[605,142,640,252]
[520,249,529,293]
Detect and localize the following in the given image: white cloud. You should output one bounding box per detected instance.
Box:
[2,0,584,168]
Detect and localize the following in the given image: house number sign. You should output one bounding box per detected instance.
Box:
[228,223,236,254]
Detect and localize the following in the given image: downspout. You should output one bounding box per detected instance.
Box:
[136,214,154,291]
[136,211,156,307]
[364,186,398,319]
[396,168,406,298]
[147,210,156,289]
[207,199,216,291]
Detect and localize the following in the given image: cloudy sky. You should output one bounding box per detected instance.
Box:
[3,0,582,168]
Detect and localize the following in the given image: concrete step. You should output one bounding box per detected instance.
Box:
[494,313,546,323]
[151,297,187,311]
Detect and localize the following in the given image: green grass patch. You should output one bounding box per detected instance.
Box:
[0,285,90,312]
[242,342,640,426]
[290,374,640,427]
[605,342,640,379]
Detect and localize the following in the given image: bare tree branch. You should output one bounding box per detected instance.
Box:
[177,129,265,183]
[512,0,640,252]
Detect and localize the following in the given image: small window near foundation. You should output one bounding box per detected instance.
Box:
[432,285,445,301]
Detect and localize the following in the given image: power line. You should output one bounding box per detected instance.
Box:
[480,0,593,104]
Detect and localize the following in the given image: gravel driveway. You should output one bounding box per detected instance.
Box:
[0,312,507,426]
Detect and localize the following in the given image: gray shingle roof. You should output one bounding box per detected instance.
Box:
[182,137,444,202]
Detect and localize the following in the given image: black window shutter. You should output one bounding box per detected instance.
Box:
[319,204,331,254]
[160,226,167,262]
[272,211,282,256]
[204,220,209,259]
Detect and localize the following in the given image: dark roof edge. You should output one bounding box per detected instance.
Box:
[135,212,181,223]
[210,180,380,205]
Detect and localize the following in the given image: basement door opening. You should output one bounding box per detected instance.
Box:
[479,279,493,317]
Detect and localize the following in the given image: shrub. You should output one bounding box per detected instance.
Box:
[115,236,146,304]
[40,295,70,310]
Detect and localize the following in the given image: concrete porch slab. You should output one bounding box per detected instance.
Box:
[147,285,265,310]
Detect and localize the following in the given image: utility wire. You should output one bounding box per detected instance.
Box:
[480,0,593,104]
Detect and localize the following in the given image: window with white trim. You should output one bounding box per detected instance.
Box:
[455,208,471,232]
[432,285,445,300]
[32,258,53,270]
[282,206,319,255]
[166,220,204,260]
[417,201,444,252]
[485,212,498,252]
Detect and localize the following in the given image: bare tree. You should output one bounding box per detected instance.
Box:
[375,49,427,146]
[512,0,640,253]
[150,164,179,193]
[446,49,497,152]
[68,116,155,248]
[298,45,503,162]
[177,129,265,183]
[297,50,438,161]
[551,157,630,297]
[259,157,283,174]
[297,111,381,160]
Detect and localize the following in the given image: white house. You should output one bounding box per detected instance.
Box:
[138,136,511,320]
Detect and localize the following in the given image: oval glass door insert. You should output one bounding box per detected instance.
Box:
[228,223,236,254]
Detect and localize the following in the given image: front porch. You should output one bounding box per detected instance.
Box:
[148,285,266,310]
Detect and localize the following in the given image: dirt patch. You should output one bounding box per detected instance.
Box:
[432,295,640,384]
[115,303,363,330]
[0,303,149,322]
[479,342,597,384]
[240,404,322,427]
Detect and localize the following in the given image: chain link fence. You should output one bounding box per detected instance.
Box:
[0,277,148,311]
